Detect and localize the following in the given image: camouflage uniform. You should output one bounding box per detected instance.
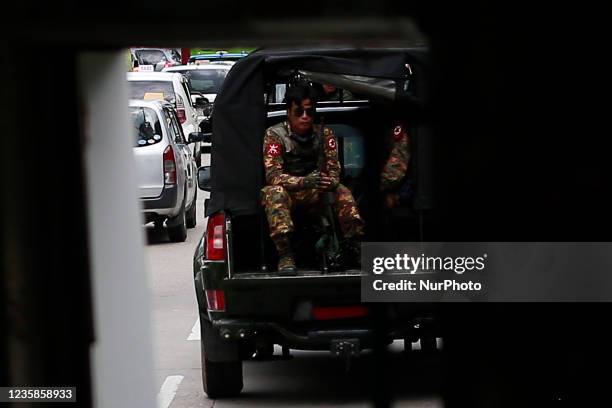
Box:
[380,123,411,195]
[261,121,364,241]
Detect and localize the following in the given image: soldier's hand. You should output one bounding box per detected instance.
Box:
[317,173,334,191]
[301,171,321,189]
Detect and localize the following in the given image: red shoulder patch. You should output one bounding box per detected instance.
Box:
[393,125,405,141]
[265,142,282,157]
[326,137,337,150]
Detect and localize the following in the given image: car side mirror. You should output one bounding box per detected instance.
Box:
[189,132,210,144]
[197,166,211,192]
[191,93,208,105]
[194,97,210,108]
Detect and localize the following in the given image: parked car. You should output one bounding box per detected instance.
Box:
[127,72,203,166]
[192,47,434,398]
[131,48,181,72]
[130,99,207,241]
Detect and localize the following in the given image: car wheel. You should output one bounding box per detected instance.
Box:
[167,203,187,242]
[186,187,197,229]
[201,319,243,398]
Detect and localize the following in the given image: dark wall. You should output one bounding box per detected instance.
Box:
[0,46,93,405]
[411,5,610,407]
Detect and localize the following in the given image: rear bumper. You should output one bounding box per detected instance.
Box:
[212,319,379,349]
[210,315,437,351]
[140,184,178,215]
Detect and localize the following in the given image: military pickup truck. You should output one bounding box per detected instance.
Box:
[192,47,439,398]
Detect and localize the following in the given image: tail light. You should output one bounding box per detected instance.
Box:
[163,145,176,185]
[206,213,226,260]
[205,289,226,311]
[176,94,187,124]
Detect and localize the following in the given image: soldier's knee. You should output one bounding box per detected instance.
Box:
[335,184,354,202]
[336,184,350,195]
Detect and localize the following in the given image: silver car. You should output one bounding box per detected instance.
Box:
[129,99,204,242]
[127,72,203,167]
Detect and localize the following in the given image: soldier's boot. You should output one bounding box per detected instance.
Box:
[278,254,297,275]
[273,234,297,275]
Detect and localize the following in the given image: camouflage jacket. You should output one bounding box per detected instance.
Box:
[263,121,340,190]
[380,124,411,191]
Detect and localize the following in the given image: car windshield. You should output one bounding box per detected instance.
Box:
[169,49,182,63]
[130,107,163,147]
[135,50,166,65]
[128,81,176,104]
[179,69,228,94]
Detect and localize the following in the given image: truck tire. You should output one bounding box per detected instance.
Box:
[186,188,197,229]
[167,205,187,242]
[200,319,243,398]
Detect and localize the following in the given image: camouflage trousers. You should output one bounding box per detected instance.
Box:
[261,184,364,239]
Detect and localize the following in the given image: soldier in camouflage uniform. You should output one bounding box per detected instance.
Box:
[261,84,364,274]
[380,123,411,208]
[315,83,357,102]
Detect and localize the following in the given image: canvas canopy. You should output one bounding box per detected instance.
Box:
[207,46,428,216]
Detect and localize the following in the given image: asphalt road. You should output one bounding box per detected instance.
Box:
[144,190,444,408]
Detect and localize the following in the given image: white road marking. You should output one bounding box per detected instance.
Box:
[157,375,184,408]
[187,318,200,341]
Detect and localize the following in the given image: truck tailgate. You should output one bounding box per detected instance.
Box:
[221,271,364,319]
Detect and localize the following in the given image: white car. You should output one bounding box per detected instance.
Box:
[127,72,203,166]
[131,48,181,71]
[162,63,232,104]
[163,64,232,165]
[129,99,202,241]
